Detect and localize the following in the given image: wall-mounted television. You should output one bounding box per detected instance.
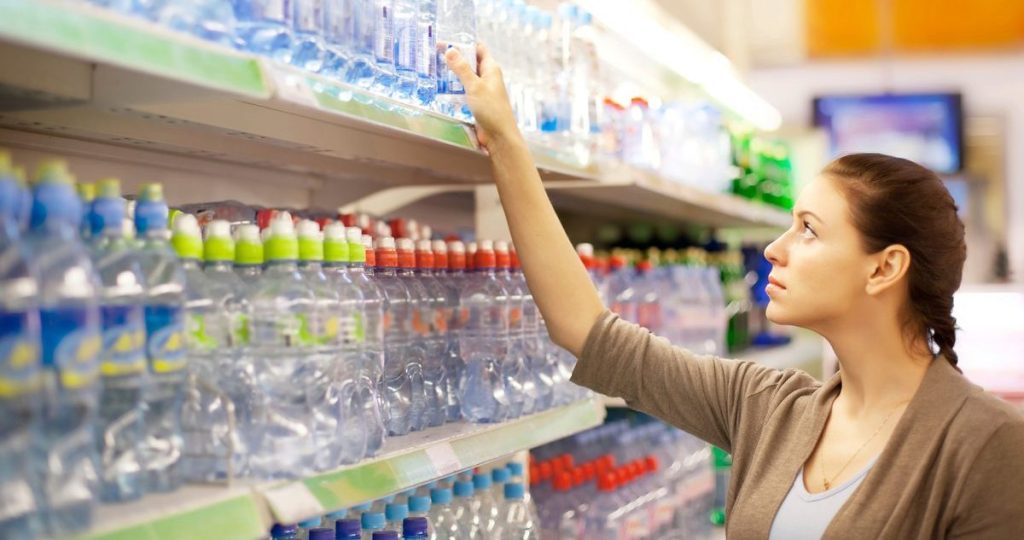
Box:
[812,93,964,174]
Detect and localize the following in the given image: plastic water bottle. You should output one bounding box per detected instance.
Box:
[371,0,398,95]
[233,223,264,285]
[435,0,475,119]
[0,157,43,540]
[87,178,147,502]
[493,482,539,539]
[362,511,387,539]
[133,184,188,493]
[346,0,380,89]
[414,240,449,428]
[395,238,431,432]
[372,236,421,435]
[385,502,409,533]
[248,214,317,478]
[509,248,551,413]
[145,0,236,47]
[415,0,437,107]
[321,0,353,80]
[23,161,102,536]
[290,0,326,72]
[402,516,430,539]
[342,227,387,456]
[494,241,525,419]
[458,241,509,423]
[471,473,500,535]
[428,488,460,540]
[76,182,95,240]
[451,480,483,539]
[439,240,465,422]
[391,0,419,101]
[233,0,293,62]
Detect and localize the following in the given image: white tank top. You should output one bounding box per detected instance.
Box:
[768,457,878,540]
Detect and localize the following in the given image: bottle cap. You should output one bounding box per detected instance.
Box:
[343,227,365,264]
[503,482,525,500]
[371,532,398,540]
[31,159,74,186]
[134,182,169,234]
[492,467,510,483]
[396,237,415,268]
[335,519,361,539]
[76,182,95,203]
[447,241,466,270]
[270,524,298,537]
[539,461,553,480]
[89,178,126,235]
[576,243,595,269]
[414,239,434,269]
[351,503,373,513]
[553,471,573,492]
[494,240,511,269]
[298,517,322,529]
[507,462,525,476]
[307,528,332,540]
[361,512,385,530]
[430,488,452,505]
[323,222,350,263]
[297,219,324,261]
[324,509,347,520]
[384,503,408,522]
[430,240,448,269]
[408,495,430,514]
[598,472,618,492]
[474,240,496,269]
[472,473,492,490]
[264,214,299,261]
[202,219,235,262]
[453,480,474,498]
[402,517,429,538]
[561,454,575,469]
[363,235,376,267]
[234,224,264,265]
[375,236,398,267]
[171,213,203,260]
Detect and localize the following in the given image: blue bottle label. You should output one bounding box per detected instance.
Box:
[0,310,42,398]
[375,6,395,62]
[39,306,101,389]
[99,304,147,377]
[145,305,187,374]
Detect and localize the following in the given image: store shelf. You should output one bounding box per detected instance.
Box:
[0,0,789,229]
[602,333,824,408]
[76,399,604,539]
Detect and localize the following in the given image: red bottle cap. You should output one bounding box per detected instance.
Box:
[645,456,659,473]
[510,248,521,269]
[572,467,586,486]
[553,471,573,492]
[474,240,496,269]
[598,472,618,492]
[561,455,575,469]
[365,247,377,267]
[610,255,628,270]
[539,462,553,481]
[415,240,434,269]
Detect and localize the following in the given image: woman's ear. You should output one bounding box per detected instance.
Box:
[866,244,911,296]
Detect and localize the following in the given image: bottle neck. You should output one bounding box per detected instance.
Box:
[265,259,298,271]
[205,259,234,273]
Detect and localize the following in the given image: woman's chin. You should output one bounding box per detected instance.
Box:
[765,301,791,326]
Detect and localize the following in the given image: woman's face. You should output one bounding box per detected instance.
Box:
[763,175,872,330]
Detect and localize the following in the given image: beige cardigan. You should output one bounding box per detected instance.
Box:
[571,311,1024,539]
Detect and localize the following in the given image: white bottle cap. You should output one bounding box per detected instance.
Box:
[494,240,509,253]
[356,214,370,229]
[576,243,594,257]
[296,219,321,240]
[269,215,296,238]
[323,222,346,241]
[173,212,201,238]
[235,223,261,243]
[346,226,363,243]
[477,239,494,251]
[362,234,374,249]
[416,239,433,252]
[467,241,478,253]
[421,225,432,240]
[375,236,396,250]
[447,240,465,254]
[431,240,448,254]
[376,222,392,238]
[205,219,232,240]
[396,237,415,251]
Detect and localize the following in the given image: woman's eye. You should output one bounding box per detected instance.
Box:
[801,221,816,239]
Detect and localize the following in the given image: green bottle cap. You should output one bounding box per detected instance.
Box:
[32,159,74,185]
[323,222,350,263]
[234,224,264,265]
[345,226,366,264]
[264,215,299,261]
[138,183,164,202]
[96,178,122,198]
[171,213,203,260]
[76,182,96,203]
[296,220,323,262]
[203,219,235,262]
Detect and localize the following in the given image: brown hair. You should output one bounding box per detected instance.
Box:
[824,153,967,367]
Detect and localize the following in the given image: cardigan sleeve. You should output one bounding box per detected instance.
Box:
[947,419,1024,538]
[570,310,819,453]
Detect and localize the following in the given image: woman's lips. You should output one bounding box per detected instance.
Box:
[767,275,786,293]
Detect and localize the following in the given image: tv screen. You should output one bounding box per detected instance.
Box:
[812,93,964,174]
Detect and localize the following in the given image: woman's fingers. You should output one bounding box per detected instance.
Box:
[444,48,478,87]
[477,43,499,77]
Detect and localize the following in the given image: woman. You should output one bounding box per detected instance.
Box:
[442,45,1024,539]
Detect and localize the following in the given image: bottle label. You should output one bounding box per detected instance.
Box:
[412,309,431,336]
[144,304,187,374]
[339,313,365,346]
[375,6,395,63]
[40,306,101,389]
[433,307,450,334]
[0,310,42,398]
[234,313,251,346]
[395,18,416,71]
[320,314,341,345]
[99,304,146,377]
[417,24,436,77]
[508,306,522,330]
[186,312,216,352]
[296,313,318,347]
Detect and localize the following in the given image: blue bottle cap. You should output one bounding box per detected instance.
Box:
[453,480,474,498]
[335,518,361,539]
[299,518,322,529]
[384,503,408,522]
[270,524,298,538]
[361,512,385,530]
[507,462,525,476]
[472,473,492,490]
[492,468,510,483]
[430,488,453,505]
[408,495,431,514]
[134,183,168,234]
[504,482,526,500]
[372,532,399,540]
[402,517,430,538]
[308,527,333,540]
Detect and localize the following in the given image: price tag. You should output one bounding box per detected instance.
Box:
[425,442,462,476]
[268,66,318,108]
[261,482,324,523]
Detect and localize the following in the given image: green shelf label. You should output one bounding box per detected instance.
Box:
[79,493,265,540]
[0,0,267,97]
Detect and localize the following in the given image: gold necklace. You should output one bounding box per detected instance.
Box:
[820,402,907,490]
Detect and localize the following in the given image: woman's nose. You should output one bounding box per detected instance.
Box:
[764,234,786,266]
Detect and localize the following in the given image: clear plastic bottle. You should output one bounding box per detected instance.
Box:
[321,0,353,80]
[86,178,147,503]
[0,157,43,540]
[144,0,236,47]
[373,236,421,435]
[346,0,381,89]
[362,511,388,540]
[233,223,264,286]
[343,227,387,456]
[133,184,188,493]
[434,0,476,119]
[451,479,483,539]
[428,487,460,540]
[233,0,293,62]
[391,0,419,101]
[493,482,539,539]
[605,255,638,324]
[509,248,550,414]
[407,495,432,535]
[458,241,509,423]
[414,239,450,428]
[371,0,398,95]
[471,473,500,535]
[396,238,431,432]
[494,241,526,419]
[247,214,317,478]
[415,0,437,107]
[290,0,326,72]
[385,502,410,533]
[23,161,103,536]
[439,240,466,422]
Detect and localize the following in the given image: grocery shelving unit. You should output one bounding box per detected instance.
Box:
[0,2,799,539]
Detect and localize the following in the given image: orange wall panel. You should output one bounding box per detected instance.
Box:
[805,0,881,57]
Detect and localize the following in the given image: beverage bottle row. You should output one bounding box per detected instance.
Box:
[0,154,587,538]
[266,461,538,540]
[530,419,715,539]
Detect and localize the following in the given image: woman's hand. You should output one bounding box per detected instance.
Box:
[444,43,521,152]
